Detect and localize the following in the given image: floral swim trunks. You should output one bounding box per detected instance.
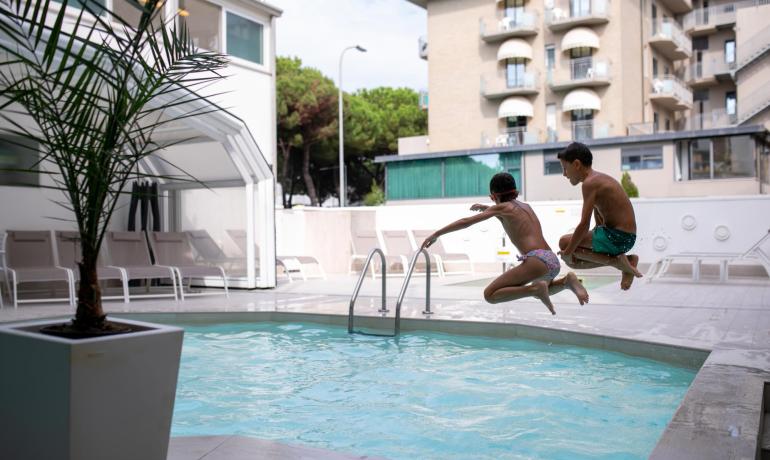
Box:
[517,249,561,282]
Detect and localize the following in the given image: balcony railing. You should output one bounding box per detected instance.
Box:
[687,58,736,82]
[650,18,692,59]
[686,109,737,130]
[549,57,611,90]
[545,0,610,30]
[494,127,540,147]
[571,121,611,141]
[418,36,428,60]
[481,70,539,98]
[683,4,736,32]
[650,75,693,109]
[480,11,539,41]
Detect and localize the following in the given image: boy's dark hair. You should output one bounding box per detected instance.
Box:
[489,172,519,201]
[557,142,593,167]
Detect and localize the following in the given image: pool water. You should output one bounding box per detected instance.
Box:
[170,321,695,460]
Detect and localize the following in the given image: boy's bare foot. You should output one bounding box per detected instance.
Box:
[533,281,556,315]
[565,272,589,305]
[620,255,640,290]
[617,253,643,278]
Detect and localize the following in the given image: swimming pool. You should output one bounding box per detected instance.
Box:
[169,321,696,460]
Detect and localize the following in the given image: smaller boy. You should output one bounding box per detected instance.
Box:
[556,142,642,290]
[421,172,588,315]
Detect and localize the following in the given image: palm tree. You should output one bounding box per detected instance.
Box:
[0,0,229,333]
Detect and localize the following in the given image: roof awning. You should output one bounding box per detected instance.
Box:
[562,88,601,111]
[498,96,534,118]
[561,27,600,52]
[497,38,533,61]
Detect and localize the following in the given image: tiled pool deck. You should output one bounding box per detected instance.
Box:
[2,271,769,459]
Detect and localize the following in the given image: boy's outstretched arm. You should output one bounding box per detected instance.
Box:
[421,205,503,249]
[562,183,597,256]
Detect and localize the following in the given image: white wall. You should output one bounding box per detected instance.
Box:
[276,196,770,274]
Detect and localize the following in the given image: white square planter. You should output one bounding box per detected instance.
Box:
[0,318,184,460]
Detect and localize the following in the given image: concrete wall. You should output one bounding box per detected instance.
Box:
[398,136,431,155]
[735,3,770,124]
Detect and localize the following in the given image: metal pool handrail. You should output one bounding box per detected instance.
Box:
[394,249,432,336]
[348,248,387,334]
[348,248,433,337]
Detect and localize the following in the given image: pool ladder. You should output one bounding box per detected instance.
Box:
[348,248,432,337]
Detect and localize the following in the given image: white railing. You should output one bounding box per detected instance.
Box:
[686,109,737,130]
[571,121,611,140]
[481,70,539,94]
[546,0,609,24]
[495,127,540,147]
[651,18,691,56]
[627,122,656,135]
[684,4,736,29]
[688,58,736,80]
[651,75,693,106]
[480,10,539,36]
[558,57,611,82]
[736,26,770,70]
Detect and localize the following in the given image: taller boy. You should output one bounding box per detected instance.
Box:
[557,142,643,290]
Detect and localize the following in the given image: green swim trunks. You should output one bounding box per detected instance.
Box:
[592,226,636,256]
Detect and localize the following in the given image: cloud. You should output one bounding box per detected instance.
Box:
[272,0,427,91]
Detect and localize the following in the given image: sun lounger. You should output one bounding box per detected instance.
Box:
[411,229,474,277]
[148,232,229,300]
[226,229,326,282]
[647,228,770,282]
[55,231,130,303]
[380,230,413,275]
[187,230,244,271]
[105,231,178,300]
[1,230,75,308]
[350,229,404,279]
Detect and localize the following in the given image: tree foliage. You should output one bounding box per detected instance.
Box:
[621,171,640,198]
[276,57,427,206]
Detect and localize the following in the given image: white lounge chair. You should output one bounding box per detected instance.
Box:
[411,229,474,277]
[55,231,130,303]
[105,231,178,300]
[1,230,75,308]
[226,229,326,282]
[350,229,404,279]
[647,228,770,283]
[380,230,413,275]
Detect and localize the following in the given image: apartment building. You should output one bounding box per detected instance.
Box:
[380,0,770,201]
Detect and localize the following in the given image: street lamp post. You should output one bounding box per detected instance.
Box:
[338,45,366,207]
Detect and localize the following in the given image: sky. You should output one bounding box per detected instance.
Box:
[270,0,428,92]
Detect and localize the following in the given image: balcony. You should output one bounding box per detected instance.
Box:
[418,36,427,60]
[545,0,610,32]
[686,58,736,88]
[571,120,611,141]
[683,4,736,36]
[650,75,693,111]
[649,19,691,61]
[548,57,611,91]
[494,127,541,148]
[655,0,692,14]
[481,70,540,99]
[685,109,737,130]
[480,11,539,42]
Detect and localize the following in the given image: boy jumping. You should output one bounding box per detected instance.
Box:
[421,172,588,315]
[556,142,642,290]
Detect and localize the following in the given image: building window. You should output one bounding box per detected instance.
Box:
[226,12,264,65]
[693,89,709,101]
[651,4,657,34]
[179,0,222,52]
[0,137,39,187]
[692,37,709,50]
[112,0,165,28]
[652,57,658,78]
[570,0,591,16]
[544,151,562,175]
[725,39,736,64]
[571,109,593,141]
[546,104,557,142]
[726,91,737,119]
[506,58,527,88]
[386,153,523,200]
[665,118,671,131]
[570,47,592,79]
[653,112,659,132]
[622,146,663,171]
[504,0,525,20]
[545,45,555,82]
[677,135,756,180]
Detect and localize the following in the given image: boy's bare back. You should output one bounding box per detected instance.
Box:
[583,171,636,234]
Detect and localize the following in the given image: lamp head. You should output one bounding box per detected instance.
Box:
[355,45,367,52]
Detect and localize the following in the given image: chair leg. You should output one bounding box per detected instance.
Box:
[11,270,18,309]
[174,268,184,301]
[119,269,130,304]
[218,267,229,298]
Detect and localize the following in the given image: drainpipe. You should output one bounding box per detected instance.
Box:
[640,0,646,124]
